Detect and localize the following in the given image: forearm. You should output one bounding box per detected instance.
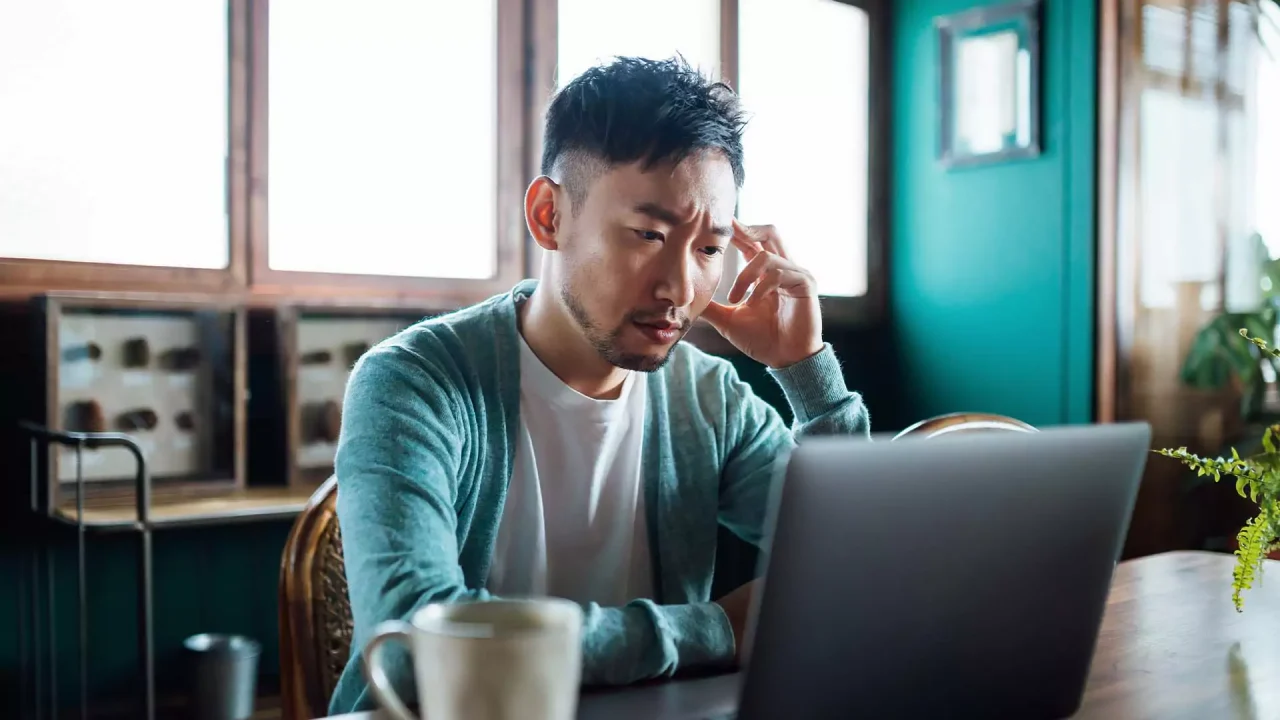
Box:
[348,562,735,691]
[767,343,870,437]
[716,344,870,547]
[343,486,735,692]
[580,599,736,685]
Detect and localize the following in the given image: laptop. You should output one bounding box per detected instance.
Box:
[577,422,1152,720]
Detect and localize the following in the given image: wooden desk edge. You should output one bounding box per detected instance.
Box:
[51,483,322,530]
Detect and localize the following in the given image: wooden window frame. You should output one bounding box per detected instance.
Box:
[525,0,890,327]
[3,0,887,320]
[243,0,529,307]
[0,0,251,299]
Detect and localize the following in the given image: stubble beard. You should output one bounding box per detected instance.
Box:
[560,284,683,373]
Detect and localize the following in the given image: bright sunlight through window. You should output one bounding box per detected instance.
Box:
[0,1,229,269]
[737,0,870,298]
[267,0,498,279]
[556,0,721,87]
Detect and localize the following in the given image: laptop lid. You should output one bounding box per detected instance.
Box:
[737,422,1151,720]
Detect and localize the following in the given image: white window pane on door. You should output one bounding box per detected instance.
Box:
[1137,89,1228,310]
[0,1,229,269]
[268,0,497,279]
[737,0,870,298]
[557,0,721,87]
[1255,5,1280,259]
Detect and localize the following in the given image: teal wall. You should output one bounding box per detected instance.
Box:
[891,0,1097,427]
[1,523,292,713]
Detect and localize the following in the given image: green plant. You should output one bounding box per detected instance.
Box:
[1160,329,1280,611]
[1179,237,1280,420]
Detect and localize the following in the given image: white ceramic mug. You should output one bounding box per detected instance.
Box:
[362,598,584,720]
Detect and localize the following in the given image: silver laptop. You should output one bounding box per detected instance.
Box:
[578,422,1151,720]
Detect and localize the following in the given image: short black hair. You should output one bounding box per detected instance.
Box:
[541,56,747,208]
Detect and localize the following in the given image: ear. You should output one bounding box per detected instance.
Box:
[524,176,563,252]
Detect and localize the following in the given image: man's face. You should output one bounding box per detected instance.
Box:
[554,152,738,372]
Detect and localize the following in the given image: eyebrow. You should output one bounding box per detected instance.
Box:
[633,202,733,238]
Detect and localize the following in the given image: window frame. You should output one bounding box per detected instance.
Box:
[0,0,250,298]
[526,0,889,326]
[0,0,886,320]
[245,0,529,306]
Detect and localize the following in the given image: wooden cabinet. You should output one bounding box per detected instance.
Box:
[25,294,247,517]
[250,306,426,491]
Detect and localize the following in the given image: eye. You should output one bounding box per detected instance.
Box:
[700,246,726,257]
[634,229,664,242]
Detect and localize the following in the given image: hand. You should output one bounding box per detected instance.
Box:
[701,221,823,369]
[713,578,761,665]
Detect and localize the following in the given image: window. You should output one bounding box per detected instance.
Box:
[737,0,870,298]
[1253,2,1280,259]
[550,0,877,304]
[1134,1,1264,311]
[556,0,722,86]
[0,0,880,311]
[264,0,500,281]
[0,0,230,270]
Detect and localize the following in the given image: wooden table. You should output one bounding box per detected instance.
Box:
[328,551,1280,719]
[1076,550,1280,718]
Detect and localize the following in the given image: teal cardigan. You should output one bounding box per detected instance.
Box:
[329,280,870,713]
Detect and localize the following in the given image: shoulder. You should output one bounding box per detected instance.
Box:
[345,286,519,411]
[356,287,516,382]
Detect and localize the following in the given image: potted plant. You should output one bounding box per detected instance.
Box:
[1178,237,1280,421]
[1160,329,1280,611]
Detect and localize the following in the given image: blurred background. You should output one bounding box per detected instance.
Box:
[0,0,1276,716]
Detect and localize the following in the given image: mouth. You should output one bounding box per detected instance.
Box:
[631,319,685,345]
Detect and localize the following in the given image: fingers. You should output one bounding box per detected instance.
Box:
[728,250,816,305]
[730,220,764,260]
[701,301,733,331]
[733,220,790,260]
[727,250,776,304]
[749,266,815,301]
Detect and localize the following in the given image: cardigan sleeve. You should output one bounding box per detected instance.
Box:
[717,344,871,547]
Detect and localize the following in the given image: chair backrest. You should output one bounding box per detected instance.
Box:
[279,477,352,720]
[892,412,1037,441]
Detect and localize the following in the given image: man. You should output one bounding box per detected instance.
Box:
[329,56,870,713]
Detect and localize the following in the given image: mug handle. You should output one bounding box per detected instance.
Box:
[362,620,418,720]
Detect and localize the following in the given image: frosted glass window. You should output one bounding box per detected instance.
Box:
[1256,6,1280,259]
[267,0,498,279]
[737,0,870,297]
[1137,89,1253,311]
[556,0,721,87]
[0,1,230,269]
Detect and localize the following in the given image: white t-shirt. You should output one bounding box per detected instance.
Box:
[487,335,653,606]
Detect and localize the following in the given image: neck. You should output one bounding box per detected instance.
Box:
[520,285,631,400]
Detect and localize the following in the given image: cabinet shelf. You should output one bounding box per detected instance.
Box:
[52,480,324,530]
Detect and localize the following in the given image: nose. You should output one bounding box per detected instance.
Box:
[652,250,696,309]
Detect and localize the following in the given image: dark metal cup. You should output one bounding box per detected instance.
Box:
[184,633,261,720]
